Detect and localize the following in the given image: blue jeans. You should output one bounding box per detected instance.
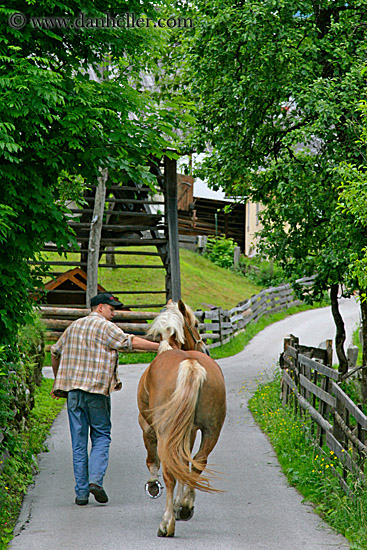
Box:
[67,390,111,500]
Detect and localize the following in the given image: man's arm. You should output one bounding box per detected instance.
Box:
[51,352,60,378]
[50,352,61,399]
[131,336,159,352]
[106,323,159,353]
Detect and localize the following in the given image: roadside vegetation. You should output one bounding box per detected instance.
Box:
[1,250,329,547]
[0,377,65,549]
[248,331,366,550]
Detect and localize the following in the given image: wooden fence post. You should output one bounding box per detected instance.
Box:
[317,339,333,446]
[282,337,292,407]
[218,310,223,345]
[282,335,299,414]
[86,168,107,308]
[326,339,333,366]
[234,246,241,268]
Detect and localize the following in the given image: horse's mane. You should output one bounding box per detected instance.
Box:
[147,301,196,344]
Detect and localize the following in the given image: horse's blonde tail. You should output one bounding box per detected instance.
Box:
[154,359,217,493]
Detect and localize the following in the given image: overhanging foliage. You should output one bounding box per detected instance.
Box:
[0,1,188,346]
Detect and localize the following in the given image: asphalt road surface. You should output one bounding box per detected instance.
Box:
[10,298,359,549]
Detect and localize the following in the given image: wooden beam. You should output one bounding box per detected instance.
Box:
[44,289,166,295]
[75,238,168,245]
[40,306,159,320]
[86,185,153,192]
[299,373,336,408]
[33,261,165,268]
[326,431,364,478]
[68,223,166,231]
[298,353,339,381]
[165,156,181,301]
[333,410,367,456]
[331,381,367,428]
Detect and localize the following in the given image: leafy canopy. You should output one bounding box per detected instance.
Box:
[0,0,188,345]
[174,0,367,300]
[339,97,367,288]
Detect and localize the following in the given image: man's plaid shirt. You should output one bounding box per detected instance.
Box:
[51,312,133,396]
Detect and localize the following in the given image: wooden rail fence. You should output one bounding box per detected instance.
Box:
[280,335,367,494]
[196,277,315,349]
[41,277,314,350]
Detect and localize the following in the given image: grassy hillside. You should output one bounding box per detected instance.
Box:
[180,250,262,310]
[43,247,262,311]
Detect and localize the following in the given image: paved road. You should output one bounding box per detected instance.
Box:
[10,298,359,549]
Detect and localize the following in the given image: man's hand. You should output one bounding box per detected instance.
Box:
[50,387,60,400]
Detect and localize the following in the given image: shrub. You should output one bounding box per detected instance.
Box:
[240,256,286,287]
[0,313,45,457]
[204,235,238,269]
[0,313,46,545]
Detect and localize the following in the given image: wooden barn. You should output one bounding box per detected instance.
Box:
[177,172,247,251]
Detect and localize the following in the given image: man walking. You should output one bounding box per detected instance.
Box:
[50,292,159,506]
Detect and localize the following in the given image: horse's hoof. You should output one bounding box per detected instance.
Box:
[157,529,174,537]
[145,480,163,499]
[176,505,194,521]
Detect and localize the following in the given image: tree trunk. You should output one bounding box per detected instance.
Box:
[330,283,348,375]
[359,291,367,403]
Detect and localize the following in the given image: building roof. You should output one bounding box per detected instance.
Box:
[193,177,233,202]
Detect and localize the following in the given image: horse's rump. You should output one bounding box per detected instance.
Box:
[151,356,219,492]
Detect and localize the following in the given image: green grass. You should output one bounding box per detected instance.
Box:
[249,373,367,550]
[0,379,65,548]
[210,301,329,360]
[43,301,329,366]
[42,248,263,366]
[42,247,262,311]
[179,250,261,311]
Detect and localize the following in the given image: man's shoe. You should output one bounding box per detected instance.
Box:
[75,497,89,506]
[89,483,108,503]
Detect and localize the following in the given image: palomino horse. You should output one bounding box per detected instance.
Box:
[137,300,226,537]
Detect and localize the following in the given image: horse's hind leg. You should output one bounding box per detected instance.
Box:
[174,428,197,521]
[176,428,221,520]
[175,483,195,521]
[139,414,162,498]
[157,442,176,537]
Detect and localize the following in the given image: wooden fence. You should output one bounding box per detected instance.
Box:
[197,276,315,349]
[41,277,314,349]
[281,335,367,494]
[41,307,159,349]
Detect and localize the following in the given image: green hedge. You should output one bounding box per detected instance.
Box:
[0,314,45,440]
[0,313,46,546]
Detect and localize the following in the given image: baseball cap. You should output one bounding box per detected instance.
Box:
[90,292,122,309]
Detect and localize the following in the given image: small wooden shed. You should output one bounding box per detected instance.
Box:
[42,268,107,307]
